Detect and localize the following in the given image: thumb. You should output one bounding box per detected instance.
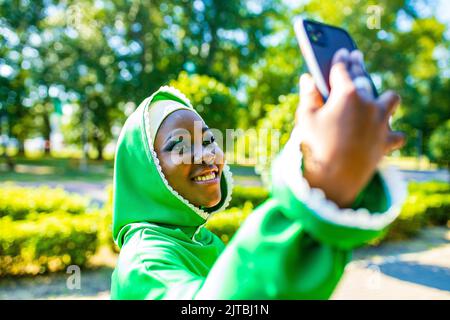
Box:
[299,73,323,113]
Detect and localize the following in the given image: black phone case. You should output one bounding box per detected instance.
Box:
[301,19,378,99]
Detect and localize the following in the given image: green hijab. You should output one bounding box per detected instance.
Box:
[112,86,233,248]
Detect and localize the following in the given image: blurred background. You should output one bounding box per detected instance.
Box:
[0,0,449,299]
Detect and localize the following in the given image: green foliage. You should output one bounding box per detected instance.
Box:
[429,120,450,168]
[370,181,450,244]
[1,0,449,163]
[229,185,269,208]
[380,192,450,242]
[242,93,298,177]
[169,72,240,133]
[408,180,450,195]
[0,184,88,220]
[100,185,119,253]
[0,184,100,276]
[0,212,99,276]
[206,202,254,244]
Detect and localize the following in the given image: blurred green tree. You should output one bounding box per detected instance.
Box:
[169,71,241,133]
[429,120,450,171]
[0,0,46,155]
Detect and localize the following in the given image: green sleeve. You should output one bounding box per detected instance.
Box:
[196,199,352,299]
[112,203,352,300]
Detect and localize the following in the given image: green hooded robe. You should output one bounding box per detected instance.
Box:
[110,86,406,299]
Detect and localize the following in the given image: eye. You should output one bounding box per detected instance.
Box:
[172,142,188,155]
[202,135,215,146]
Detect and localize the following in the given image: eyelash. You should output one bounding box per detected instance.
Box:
[168,135,215,155]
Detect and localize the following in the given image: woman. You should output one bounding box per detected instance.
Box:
[110,49,406,299]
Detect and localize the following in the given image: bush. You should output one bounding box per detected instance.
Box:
[429,120,450,168]
[374,190,450,243]
[100,186,119,253]
[408,181,450,195]
[0,184,88,220]
[206,202,254,244]
[0,212,99,276]
[229,185,269,208]
[169,72,240,133]
[0,184,101,277]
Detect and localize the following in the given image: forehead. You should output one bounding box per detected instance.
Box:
[157,109,205,137]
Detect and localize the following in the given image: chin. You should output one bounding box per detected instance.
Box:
[198,193,222,208]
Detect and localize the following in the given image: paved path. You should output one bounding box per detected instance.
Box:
[399,169,449,182]
[332,227,450,299]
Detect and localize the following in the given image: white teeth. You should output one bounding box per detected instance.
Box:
[194,172,216,182]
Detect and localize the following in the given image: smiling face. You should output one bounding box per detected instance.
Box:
[154,109,224,208]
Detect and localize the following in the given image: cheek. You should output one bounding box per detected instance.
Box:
[215,147,225,165]
[158,154,191,183]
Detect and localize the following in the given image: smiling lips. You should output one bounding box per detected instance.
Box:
[191,167,219,184]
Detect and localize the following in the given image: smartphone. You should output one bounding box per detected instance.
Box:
[293,17,378,100]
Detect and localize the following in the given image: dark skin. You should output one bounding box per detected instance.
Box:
[154,109,224,208]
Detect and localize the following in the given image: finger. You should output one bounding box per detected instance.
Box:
[353,76,374,101]
[349,50,365,79]
[329,62,354,92]
[331,48,350,68]
[385,131,406,154]
[299,73,323,113]
[377,90,401,122]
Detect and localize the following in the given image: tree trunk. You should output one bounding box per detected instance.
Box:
[17,138,25,156]
[93,132,104,161]
[0,122,15,171]
[43,108,51,155]
[96,143,103,161]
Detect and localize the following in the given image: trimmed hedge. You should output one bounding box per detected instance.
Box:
[380,186,450,242]
[0,184,88,220]
[229,185,269,208]
[206,202,254,244]
[408,181,450,195]
[0,212,98,276]
[0,184,99,277]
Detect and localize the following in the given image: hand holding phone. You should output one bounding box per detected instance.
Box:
[295,50,405,207]
[293,17,378,100]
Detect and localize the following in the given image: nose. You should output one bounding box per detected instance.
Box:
[193,146,216,165]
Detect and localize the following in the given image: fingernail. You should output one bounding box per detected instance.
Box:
[333,48,349,64]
